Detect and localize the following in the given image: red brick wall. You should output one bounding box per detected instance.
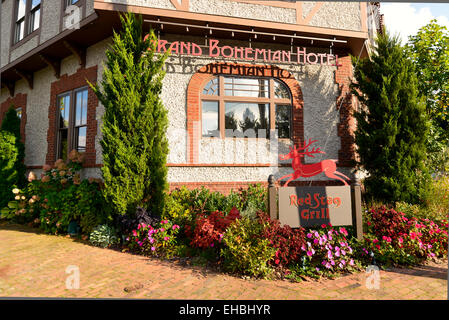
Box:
[169,179,346,195]
[46,66,98,167]
[1,93,27,143]
[186,62,304,163]
[335,55,357,167]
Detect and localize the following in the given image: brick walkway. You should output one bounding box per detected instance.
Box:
[0,223,447,299]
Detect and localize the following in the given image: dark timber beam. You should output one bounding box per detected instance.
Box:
[63,40,86,68]
[13,69,33,90]
[1,81,15,97]
[39,54,61,79]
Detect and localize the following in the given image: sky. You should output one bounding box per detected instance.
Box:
[381,2,449,44]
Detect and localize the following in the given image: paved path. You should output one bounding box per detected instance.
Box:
[0,223,447,299]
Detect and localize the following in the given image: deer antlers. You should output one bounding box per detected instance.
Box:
[297,139,325,158]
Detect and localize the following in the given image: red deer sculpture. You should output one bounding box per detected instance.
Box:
[278,139,350,186]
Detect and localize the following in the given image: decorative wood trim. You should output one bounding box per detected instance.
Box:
[169,0,189,11]
[13,68,33,89]
[39,54,61,78]
[2,81,15,97]
[63,40,86,67]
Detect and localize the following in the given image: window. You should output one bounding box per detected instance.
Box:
[66,0,80,6]
[57,87,88,160]
[14,0,40,44]
[16,107,22,120]
[201,76,292,138]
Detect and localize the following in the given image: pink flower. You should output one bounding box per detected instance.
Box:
[307,233,313,238]
[339,227,348,236]
[164,236,170,241]
[410,232,417,240]
[373,239,379,244]
[132,230,137,237]
[398,237,403,244]
[210,243,214,248]
[349,259,354,266]
[313,239,319,244]
[275,259,280,265]
[307,250,313,257]
[160,228,165,232]
[151,246,156,251]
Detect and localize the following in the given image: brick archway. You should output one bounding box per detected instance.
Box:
[186,62,304,163]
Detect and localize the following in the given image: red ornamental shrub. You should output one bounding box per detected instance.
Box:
[258,212,306,267]
[190,207,240,249]
[364,206,448,263]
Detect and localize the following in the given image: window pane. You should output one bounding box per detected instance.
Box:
[16,0,26,21]
[31,0,41,9]
[15,20,24,42]
[202,78,218,95]
[59,95,70,128]
[202,101,219,137]
[225,102,269,138]
[58,129,68,161]
[16,108,22,119]
[274,80,290,99]
[30,8,40,32]
[224,77,269,98]
[75,126,87,152]
[276,105,291,139]
[75,89,88,126]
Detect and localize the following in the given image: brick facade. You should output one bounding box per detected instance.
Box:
[0,93,27,143]
[45,66,98,167]
[169,179,347,195]
[335,54,357,167]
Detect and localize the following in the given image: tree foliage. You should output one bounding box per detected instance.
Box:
[351,31,431,204]
[0,106,26,209]
[89,13,170,215]
[406,20,449,174]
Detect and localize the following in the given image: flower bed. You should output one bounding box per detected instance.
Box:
[2,179,447,281]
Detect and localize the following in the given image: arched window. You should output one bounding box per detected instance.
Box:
[201,76,292,139]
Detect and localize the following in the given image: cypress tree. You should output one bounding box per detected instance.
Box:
[351,31,431,204]
[0,106,26,209]
[89,13,170,215]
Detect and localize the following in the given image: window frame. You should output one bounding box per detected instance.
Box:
[56,86,89,160]
[200,76,292,139]
[12,0,41,46]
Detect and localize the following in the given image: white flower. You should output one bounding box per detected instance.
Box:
[15,196,20,200]
[21,196,26,200]
[12,188,20,194]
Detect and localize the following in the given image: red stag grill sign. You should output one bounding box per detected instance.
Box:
[279,186,352,228]
[277,139,353,228]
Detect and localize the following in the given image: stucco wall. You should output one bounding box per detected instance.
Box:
[190,0,296,24]
[0,0,13,68]
[40,0,62,44]
[307,1,361,31]
[103,0,176,10]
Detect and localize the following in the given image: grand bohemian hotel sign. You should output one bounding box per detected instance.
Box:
[152,38,344,66]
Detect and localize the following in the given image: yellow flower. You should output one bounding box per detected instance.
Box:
[21,196,26,200]
[15,196,20,200]
[12,188,20,194]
